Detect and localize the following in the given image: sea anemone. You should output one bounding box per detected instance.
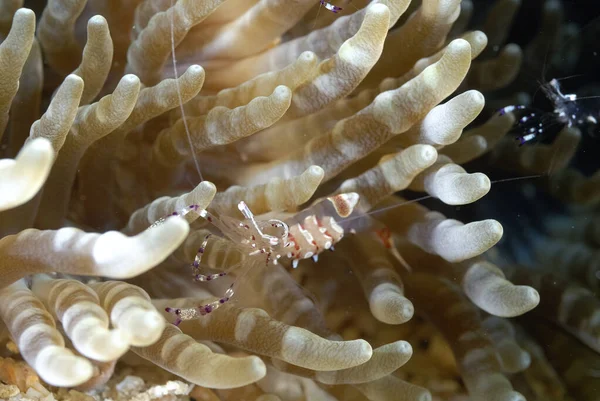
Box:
[2,0,593,400]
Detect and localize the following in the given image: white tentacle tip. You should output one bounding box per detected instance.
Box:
[307,165,325,177]
[463,262,539,317]
[120,309,166,346]
[0,137,54,211]
[299,51,318,64]
[14,8,35,20]
[369,284,414,324]
[139,214,189,247]
[446,38,471,54]
[249,355,267,377]
[36,346,94,387]
[367,2,390,15]
[25,136,53,154]
[273,85,292,101]
[94,216,189,278]
[187,64,204,74]
[417,145,438,163]
[355,339,374,360]
[88,14,108,27]
[120,73,141,86]
[82,328,129,361]
[64,73,85,86]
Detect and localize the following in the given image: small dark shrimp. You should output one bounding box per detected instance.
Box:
[497,78,598,145]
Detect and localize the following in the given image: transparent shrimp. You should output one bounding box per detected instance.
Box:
[319,0,343,13]
[151,193,359,325]
[497,78,599,145]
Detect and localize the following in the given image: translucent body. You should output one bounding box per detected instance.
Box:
[152,194,358,325]
[498,78,598,145]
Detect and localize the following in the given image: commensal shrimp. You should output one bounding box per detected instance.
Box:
[151,193,359,325]
[320,0,343,13]
[497,78,598,145]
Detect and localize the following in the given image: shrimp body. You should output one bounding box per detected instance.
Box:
[153,193,359,324]
[497,78,598,145]
[320,0,343,13]
[286,215,343,267]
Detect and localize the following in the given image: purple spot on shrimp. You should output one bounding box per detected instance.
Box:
[205,305,213,313]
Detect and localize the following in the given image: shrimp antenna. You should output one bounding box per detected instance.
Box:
[312,1,323,30]
[570,95,600,101]
[170,0,203,182]
[346,0,360,12]
[552,74,585,82]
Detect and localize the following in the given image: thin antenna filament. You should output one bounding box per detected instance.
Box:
[170,0,203,182]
